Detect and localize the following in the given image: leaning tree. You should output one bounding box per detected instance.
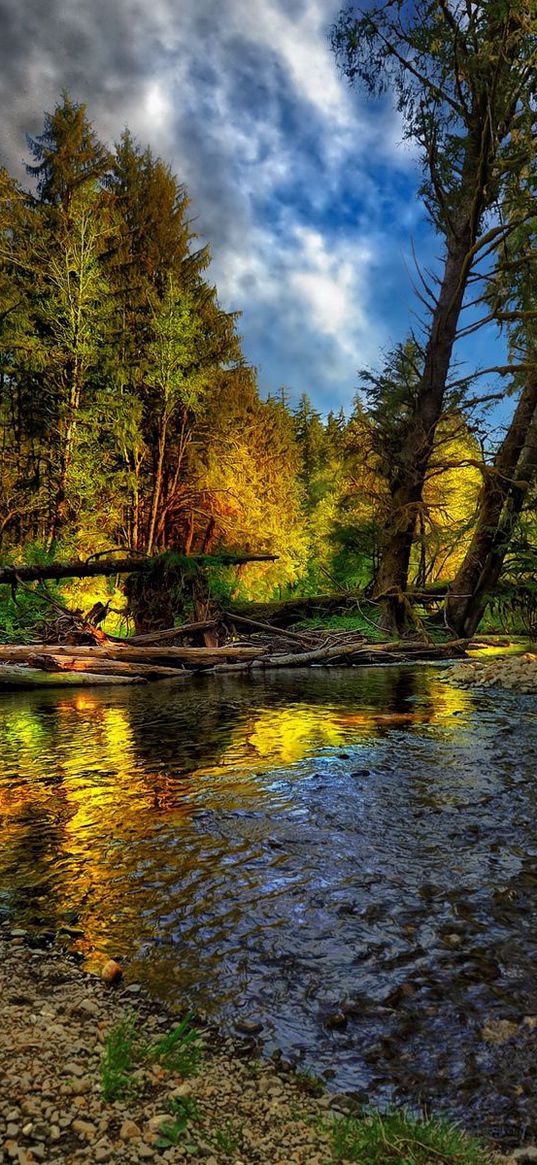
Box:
[332,0,537,631]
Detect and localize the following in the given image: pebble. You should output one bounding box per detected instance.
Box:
[235,1018,263,1035]
[71,1118,97,1138]
[120,1119,141,1139]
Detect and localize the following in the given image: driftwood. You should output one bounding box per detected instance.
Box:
[0,644,264,666]
[0,665,145,687]
[0,553,277,587]
[117,620,219,646]
[27,653,192,681]
[211,638,471,672]
[0,626,476,689]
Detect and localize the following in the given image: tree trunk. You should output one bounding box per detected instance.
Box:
[373,226,473,632]
[445,374,537,638]
[147,425,166,555]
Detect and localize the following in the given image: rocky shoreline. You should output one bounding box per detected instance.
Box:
[449,653,537,693]
[0,925,347,1165]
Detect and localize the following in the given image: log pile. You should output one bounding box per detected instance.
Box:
[0,623,472,688]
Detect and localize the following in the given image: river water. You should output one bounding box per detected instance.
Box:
[1,664,537,1143]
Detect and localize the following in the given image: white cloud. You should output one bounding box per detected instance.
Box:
[0,0,421,409]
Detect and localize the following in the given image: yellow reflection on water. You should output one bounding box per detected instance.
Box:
[0,669,475,962]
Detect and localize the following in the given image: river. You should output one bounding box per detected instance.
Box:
[1,664,536,1143]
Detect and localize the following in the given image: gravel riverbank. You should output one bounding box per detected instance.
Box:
[449,653,537,693]
[0,927,338,1165]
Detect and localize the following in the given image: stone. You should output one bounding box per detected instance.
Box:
[100,959,123,986]
[73,998,100,1018]
[71,1118,96,1138]
[235,1018,263,1035]
[146,1114,170,1132]
[169,1082,193,1098]
[120,1119,142,1140]
[70,1075,92,1095]
[324,1011,347,1030]
[512,1150,537,1164]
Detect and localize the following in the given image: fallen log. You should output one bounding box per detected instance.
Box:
[210,638,470,672]
[0,552,278,587]
[27,653,192,681]
[0,644,264,666]
[115,620,219,645]
[0,665,146,687]
[227,594,356,628]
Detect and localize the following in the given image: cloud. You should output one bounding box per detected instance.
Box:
[0,0,422,412]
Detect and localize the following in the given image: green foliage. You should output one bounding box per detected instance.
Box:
[100,1012,203,1103]
[100,1012,139,1102]
[324,1108,488,1165]
[295,613,386,641]
[145,1012,203,1075]
[156,1096,201,1148]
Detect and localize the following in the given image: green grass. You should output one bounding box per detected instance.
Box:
[100,1012,139,1101]
[324,1109,489,1165]
[145,1012,203,1075]
[100,1011,204,1102]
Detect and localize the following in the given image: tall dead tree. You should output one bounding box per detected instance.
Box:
[332,1,537,632]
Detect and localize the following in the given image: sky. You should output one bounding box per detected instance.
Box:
[0,0,472,415]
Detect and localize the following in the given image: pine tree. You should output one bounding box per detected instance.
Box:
[26,91,111,211]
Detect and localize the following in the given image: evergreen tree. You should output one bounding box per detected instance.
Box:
[26,91,111,211]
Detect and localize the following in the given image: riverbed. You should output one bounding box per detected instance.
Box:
[1,664,536,1144]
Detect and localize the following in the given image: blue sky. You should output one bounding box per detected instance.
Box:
[0,0,505,419]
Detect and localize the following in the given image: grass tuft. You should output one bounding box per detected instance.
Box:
[100,1011,204,1102]
[326,1108,489,1165]
[100,1011,139,1101]
[146,1012,203,1075]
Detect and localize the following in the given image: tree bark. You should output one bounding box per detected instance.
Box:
[445,374,537,638]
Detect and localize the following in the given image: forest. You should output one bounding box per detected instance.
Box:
[4,6,537,1162]
[2,0,537,647]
